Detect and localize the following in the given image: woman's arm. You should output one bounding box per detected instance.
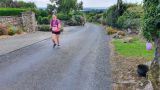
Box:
[58,20,61,29]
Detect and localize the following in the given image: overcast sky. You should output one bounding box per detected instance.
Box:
[18,0,143,8]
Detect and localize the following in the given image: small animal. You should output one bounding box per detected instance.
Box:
[137,64,149,77]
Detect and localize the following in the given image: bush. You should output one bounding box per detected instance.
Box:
[56,13,72,20]
[0,8,28,16]
[41,17,50,24]
[117,5,143,29]
[105,5,118,27]
[38,25,50,31]
[0,23,8,35]
[38,16,50,24]
[106,26,118,35]
[67,15,85,26]
[8,28,16,36]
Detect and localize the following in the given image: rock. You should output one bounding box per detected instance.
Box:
[117,31,126,36]
[112,34,123,39]
[123,37,134,43]
[127,28,132,34]
[144,80,154,90]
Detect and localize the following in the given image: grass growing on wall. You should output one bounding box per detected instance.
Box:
[0,8,28,16]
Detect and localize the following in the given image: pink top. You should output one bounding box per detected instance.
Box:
[50,19,61,32]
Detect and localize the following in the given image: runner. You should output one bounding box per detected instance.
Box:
[50,15,61,48]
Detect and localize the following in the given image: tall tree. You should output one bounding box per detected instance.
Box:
[58,0,77,13]
[117,0,123,16]
[142,0,160,89]
[49,0,82,14]
[0,0,13,7]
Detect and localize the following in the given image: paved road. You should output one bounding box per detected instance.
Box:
[0,23,112,90]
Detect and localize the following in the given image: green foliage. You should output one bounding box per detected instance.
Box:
[47,4,56,15]
[36,9,48,17]
[41,17,50,24]
[85,11,104,23]
[8,26,16,35]
[38,16,50,24]
[0,8,27,16]
[0,0,37,9]
[142,0,160,41]
[113,39,154,60]
[67,15,85,26]
[17,1,37,9]
[105,5,118,26]
[58,0,77,14]
[117,5,143,29]
[105,3,140,27]
[38,25,50,31]
[56,12,72,20]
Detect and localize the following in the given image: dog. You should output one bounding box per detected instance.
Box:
[137,64,149,77]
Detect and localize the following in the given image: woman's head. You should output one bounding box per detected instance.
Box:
[52,15,57,20]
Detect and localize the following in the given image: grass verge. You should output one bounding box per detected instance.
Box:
[112,38,154,60]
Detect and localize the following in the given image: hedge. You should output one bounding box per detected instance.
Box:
[0,8,28,16]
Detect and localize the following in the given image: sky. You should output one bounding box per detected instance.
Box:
[17,0,143,8]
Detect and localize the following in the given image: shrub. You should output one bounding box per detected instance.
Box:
[117,5,143,29]
[106,26,118,35]
[56,13,72,20]
[8,28,15,36]
[67,15,85,26]
[38,16,42,24]
[8,26,17,35]
[38,16,50,25]
[38,25,50,31]
[0,8,28,16]
[105,5,117,27]
[41,17,50,24]
[0,23,8,35]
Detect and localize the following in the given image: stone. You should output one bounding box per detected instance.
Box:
[0,11,37,33]
[117,31,126,36]
[123,37,134,43]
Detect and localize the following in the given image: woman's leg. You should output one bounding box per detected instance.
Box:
[52,34,56,45]
[56,35,60,45]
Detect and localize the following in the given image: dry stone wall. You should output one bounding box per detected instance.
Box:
[0,11,37,32]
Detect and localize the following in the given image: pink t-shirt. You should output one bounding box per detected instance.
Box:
[51,19,61,32]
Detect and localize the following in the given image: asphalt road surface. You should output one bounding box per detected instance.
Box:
[0,23,112,90]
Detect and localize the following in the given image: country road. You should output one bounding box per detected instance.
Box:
[0,23,112,90]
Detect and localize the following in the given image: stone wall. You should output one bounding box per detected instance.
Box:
[0,16,22,27]
[0,11,37,32]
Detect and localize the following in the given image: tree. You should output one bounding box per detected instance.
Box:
[0,0,13,7]
[0,0,37,8]
[47,4,57,15]
[76,1,83,11]
[117,0,123,15]
[58,0,77,14]
[49,0,81,14]
[142,0,160,89]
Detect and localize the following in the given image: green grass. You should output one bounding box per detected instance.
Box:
[0,8,28,16]
[112,38,154,60]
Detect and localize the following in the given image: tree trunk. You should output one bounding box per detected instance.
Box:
[149,38,160,90]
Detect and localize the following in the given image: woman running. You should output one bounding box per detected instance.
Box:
[50,15,61,48]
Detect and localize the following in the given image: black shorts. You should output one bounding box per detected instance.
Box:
[52,31,61,35]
